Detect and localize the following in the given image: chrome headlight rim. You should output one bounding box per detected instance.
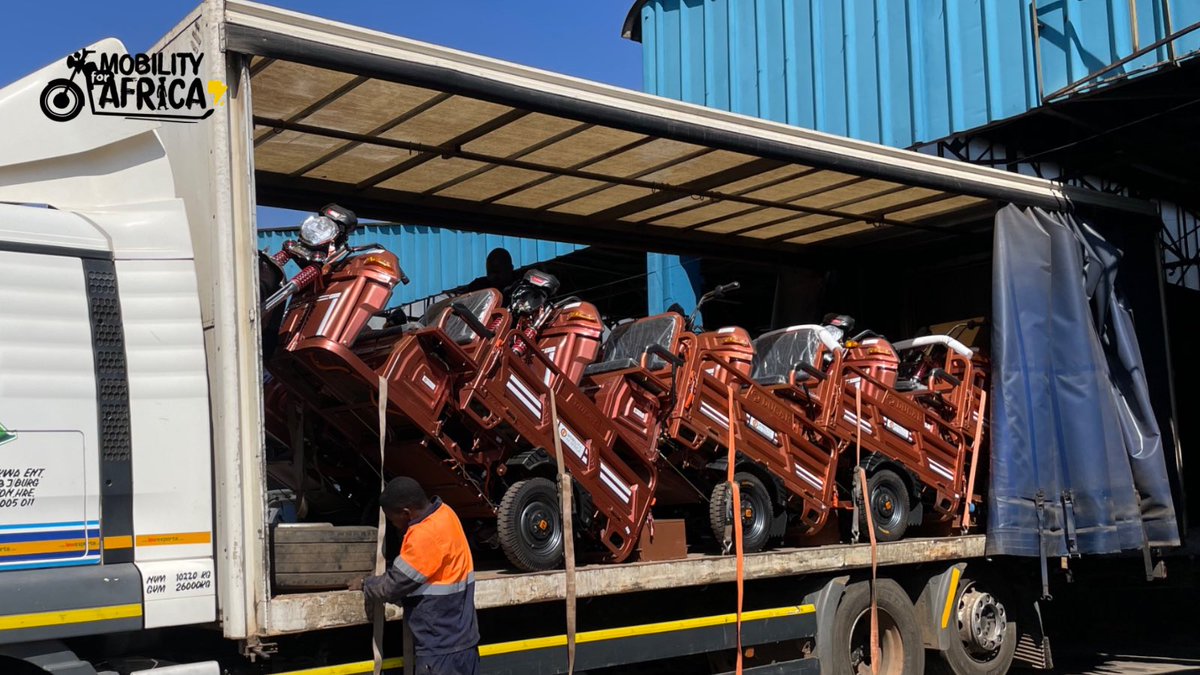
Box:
[299,214,339,247]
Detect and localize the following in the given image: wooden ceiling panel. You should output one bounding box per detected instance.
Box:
[375,157,488,193]
[252,61,358,120]
[255,131,345,175]
[380,96,513,147]
[301,79,441,134]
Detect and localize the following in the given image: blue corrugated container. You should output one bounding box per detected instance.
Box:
[631,0,1200,148]
[258,225,584,307]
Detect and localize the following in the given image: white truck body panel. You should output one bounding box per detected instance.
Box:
[0,248,101,570]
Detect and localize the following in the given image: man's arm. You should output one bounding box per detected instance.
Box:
[361,556,427,604]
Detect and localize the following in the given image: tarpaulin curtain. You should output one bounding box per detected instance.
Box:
[988,205,1179,557]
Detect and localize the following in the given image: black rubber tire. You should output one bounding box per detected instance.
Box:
[929,579,1019,675]
[830,579,925,675]
[497,478,563,572]
[857,469,910,542]
[709,471,772,553]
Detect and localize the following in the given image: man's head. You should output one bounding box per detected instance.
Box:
[379,477,430,532]
[485,247,514,287]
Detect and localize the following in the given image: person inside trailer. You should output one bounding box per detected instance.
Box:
[458,247,517,302]
[351,477,480,675]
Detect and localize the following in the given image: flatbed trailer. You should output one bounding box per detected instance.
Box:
[260,536,992,674]
[0,1,1176,673]
[266,536,986,633]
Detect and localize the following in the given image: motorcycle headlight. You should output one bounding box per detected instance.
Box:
[299,215,339,247]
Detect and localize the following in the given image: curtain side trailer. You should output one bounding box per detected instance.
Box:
[0,1,1176,673]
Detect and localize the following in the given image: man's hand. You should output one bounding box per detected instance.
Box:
[348,576,365,592]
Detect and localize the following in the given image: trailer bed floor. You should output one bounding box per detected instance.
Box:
[261,535,986,635]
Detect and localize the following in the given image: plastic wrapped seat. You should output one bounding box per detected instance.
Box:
[750,325,840,386]
[584,315,680,376]
[420,289,501,344]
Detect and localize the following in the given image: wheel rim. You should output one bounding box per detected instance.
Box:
[957,584,1008,661]
[847,607,905,675]
[870,482,904,533]
[726,480,769,543]
[41,82,84,121]
[517,496,562,556]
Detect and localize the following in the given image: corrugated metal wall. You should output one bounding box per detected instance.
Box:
[636,0,1200,147]
[258,225,583,307]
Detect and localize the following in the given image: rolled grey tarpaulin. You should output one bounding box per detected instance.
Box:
[988,205,1179,557]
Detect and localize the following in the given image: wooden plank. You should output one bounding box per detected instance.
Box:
[275,559,375,574]
[273,543,377,561]
[273,524,377,544]
[276,572,364,590]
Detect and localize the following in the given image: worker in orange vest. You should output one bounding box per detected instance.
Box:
[352,477,480,674]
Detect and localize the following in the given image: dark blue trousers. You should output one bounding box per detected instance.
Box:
[414,647,480,675]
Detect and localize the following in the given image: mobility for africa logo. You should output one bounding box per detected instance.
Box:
[40,47,226,124]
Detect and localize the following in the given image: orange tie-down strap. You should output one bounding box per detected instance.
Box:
[548,391,578,675]
[961,390,988,531]
[854,384,880,675]
[375,376,388,675]
[724,387,744,675]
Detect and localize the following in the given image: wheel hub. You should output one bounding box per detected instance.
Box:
[873,490,897,520]
[957,589,1007,655]
[524,506,554,543]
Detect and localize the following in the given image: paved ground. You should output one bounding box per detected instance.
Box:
[1018,555,1200,675]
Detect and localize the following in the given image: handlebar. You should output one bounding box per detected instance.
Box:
[792,362,828,382]
[646,344,685,368]
[930,368,961,387]
[712,281,741,296]
[450,303,495,339]
[263,264,321,313]
[849,329,881,342]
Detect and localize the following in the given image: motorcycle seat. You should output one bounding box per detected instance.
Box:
[583,314,681,377]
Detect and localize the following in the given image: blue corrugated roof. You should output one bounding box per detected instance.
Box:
[258,224,584,307]
[634,0,1200,148]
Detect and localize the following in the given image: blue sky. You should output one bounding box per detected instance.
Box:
[3,1,641,88]
[3,1,644,229]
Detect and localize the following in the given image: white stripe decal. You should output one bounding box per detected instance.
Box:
[598,462,632,501]
[927,459,954,481]
[541,346,558,386]
[315,292,342,337]
[506,379,543,418]
[699,401,729,428]
[793,462,823,489]
[842,410,874,433]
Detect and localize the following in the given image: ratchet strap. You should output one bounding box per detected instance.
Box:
[374,376,388,675]
[287,404,307,518]
[548,391,577,675]
[960,390,987,531]
[725,387,744,675]
[854,383,880,675]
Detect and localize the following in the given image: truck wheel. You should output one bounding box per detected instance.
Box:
[931,580,1017,675]
[709,472,772,553]
[831,579,924,675]
[498,478,563,572]
[858,469,909,542]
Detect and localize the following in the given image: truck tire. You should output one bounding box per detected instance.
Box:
[830,579,924,675]
[709,472,772,553]
[857,469,910,542]
[498,478,564,572]
[930,579,1018,675]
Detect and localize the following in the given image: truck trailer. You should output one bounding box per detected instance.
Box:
[0,2,1183,673]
